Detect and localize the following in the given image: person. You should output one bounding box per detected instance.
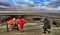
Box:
[43,18,51,34]
[19,16,25,32]
[13,18,19,30]
[7,18,14,30]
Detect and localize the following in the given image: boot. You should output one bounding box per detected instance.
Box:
[43,31,46,34]
[48,31,51,34]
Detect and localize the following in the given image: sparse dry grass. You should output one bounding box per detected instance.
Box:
[0,25,60,35]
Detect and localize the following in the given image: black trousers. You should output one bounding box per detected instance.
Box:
[44,28,48,32]
[43,28,50,33]
[12,24,19,30]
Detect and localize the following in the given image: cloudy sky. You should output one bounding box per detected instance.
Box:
[0,0,60,13]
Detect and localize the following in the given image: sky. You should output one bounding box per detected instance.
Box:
[0,0,60,13]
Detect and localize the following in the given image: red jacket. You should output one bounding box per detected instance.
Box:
[19,18,25,25]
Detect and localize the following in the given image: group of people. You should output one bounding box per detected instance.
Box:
[5,16,51,34]
[7,17,25,32]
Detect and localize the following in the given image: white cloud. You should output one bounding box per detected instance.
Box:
[13,4,31,10]
[52,0,59,1]
[13,4,60,11]
[57,6,60,10]
[0,5,9,8]
[0,0,8,2]
[33,6,41,9]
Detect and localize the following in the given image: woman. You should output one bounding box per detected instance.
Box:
[19,17,25,32]
[7,18,14,30]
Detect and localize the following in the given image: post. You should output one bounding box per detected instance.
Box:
[6,23,9,32]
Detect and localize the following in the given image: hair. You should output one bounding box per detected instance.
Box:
[9,17,13,20]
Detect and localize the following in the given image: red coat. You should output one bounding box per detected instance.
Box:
[19,18,25,28]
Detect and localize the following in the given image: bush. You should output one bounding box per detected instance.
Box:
[52,20,60,27]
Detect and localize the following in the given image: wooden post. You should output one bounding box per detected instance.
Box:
[6,23,9,32]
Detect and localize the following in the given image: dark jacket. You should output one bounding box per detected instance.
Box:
[43,18,51,29]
